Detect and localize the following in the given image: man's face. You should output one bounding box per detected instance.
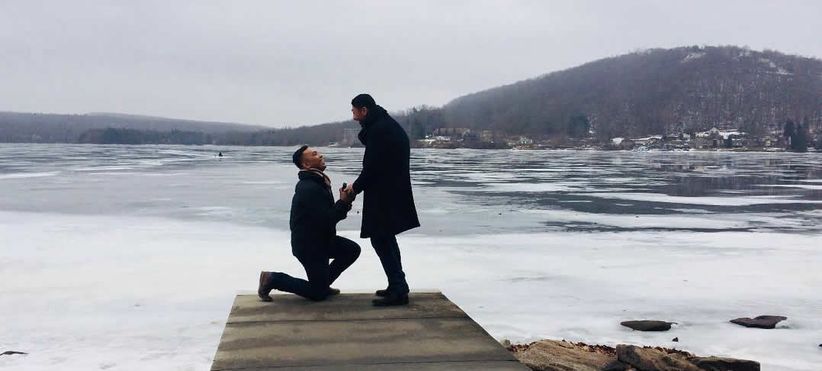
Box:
[300,147,326,171]
[351,106,368,122]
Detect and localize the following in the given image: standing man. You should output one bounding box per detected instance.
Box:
[345,94,420,306]
[258,146,360,302]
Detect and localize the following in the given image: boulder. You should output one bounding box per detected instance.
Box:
[0,351,27,356]
[615,345,700,371]
[729,315,787,329]
[512,339,621,371]
[620,320,673,331]
[688,356,760,371]
[509,339,761,371]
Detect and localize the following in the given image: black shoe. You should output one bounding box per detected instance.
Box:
[258,271,273,302]
[372,292,409,307]
[375,288,390,297]
[328,287,341,296]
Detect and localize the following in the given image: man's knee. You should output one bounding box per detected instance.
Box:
[350,244,362,260]
[337,237,361,261]
[306,286,329,301]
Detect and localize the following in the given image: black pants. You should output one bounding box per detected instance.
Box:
[371,234,409,295]
[268,236,360,301]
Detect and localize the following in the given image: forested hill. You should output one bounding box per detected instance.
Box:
[0,112,266,143]
[438,46,821,139]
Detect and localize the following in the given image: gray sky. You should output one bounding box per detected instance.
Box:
[1,1,820,127]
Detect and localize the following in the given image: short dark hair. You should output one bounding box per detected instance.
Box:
[351,94,376,109]
[292,145,309,169]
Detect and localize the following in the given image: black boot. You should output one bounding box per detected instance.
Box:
[257,271,274,302]
[372,292,409,306]
[375,288,390,297]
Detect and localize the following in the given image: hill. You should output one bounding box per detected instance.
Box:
[438,46,821,139]
[0,111,266,143]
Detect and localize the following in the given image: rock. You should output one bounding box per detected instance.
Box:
[620,320,673,331]
[512,339,623,371]
[729,315,787,329]
[0,351,27,356]
[672,337,679,342]
[602,360,629,371]
[616,344,700,371]
[500,338,512,348]
[688,356,761,371]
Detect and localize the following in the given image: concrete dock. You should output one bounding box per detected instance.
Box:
[211,292,528,370]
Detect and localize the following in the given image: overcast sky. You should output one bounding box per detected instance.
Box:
[1,1,820,127]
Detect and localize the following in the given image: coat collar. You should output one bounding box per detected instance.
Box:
[361,105,387,128]
[358,105,388,145]
[298,168,331,188]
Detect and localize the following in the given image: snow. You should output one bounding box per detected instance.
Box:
[682,52,706,63]
[1,212,820,370]
[758,57,794,76]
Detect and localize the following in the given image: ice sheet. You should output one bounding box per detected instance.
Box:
[1,144,820,371]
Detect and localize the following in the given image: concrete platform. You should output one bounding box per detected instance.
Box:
[211,292,528,370]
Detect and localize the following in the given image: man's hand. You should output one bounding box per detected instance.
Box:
[339,185,355,204]
[344,183,355,195]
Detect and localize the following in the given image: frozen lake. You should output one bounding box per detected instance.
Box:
[1,144,820,370]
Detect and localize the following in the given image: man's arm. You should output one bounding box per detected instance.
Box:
[328,197,352,224]
[352,126,389,194]
[292,184,351,229]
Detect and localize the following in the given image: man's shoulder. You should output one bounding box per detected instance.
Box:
[295,176,322,193]
[378,112,400,126]
[372,115,404,136]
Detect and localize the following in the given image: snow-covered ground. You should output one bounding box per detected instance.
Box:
[1,144,820,370]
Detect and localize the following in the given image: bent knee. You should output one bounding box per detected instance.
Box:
[306,287,329,301]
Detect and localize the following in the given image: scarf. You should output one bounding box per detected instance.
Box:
[300,168,331,188]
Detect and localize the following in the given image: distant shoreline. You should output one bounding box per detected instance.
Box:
[1,141,818,154]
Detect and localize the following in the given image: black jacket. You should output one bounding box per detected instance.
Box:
[289,171,351,256]
[353,105,420,238]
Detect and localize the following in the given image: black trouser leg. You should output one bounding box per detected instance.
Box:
[371,234,409,294]
[327,236,361,285]
[268,255,329,301]
[269,237,360,301]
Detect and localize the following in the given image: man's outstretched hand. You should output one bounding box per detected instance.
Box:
[339,184,356,204]
[344,183,355,195]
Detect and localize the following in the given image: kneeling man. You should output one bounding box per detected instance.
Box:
[258,146,360,301]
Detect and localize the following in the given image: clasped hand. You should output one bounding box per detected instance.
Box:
[339,183,356,203]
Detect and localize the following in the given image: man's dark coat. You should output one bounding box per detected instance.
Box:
[290,171,351,256]
[353,105,420,238]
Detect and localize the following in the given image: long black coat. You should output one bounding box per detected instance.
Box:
[352,106,420,238]
[290,171,351,256]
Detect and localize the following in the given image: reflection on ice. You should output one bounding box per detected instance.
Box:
[584,192,821,206]
[0,171,60,180]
